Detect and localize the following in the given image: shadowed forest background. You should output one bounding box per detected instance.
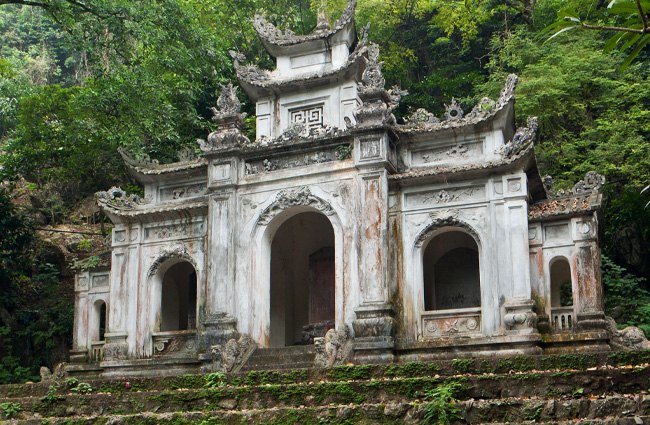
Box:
[0,0,648,384]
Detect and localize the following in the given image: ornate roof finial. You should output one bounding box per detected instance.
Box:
[202,83,249,153]
[316,1,331,32]
[360,43,385,90]
[211,83,242,118]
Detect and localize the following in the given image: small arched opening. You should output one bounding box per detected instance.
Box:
[160,261,197,332]
[270,211,335,347]
[92,300,107,342]
[90,300,107,362]
[550,257,574,331]
[423,229,480,311]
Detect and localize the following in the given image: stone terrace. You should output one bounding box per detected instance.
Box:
[2,350,650,424]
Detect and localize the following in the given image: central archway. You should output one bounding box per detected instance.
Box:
[270,211,335,347]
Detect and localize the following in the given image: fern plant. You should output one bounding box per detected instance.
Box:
[423,380,464,424]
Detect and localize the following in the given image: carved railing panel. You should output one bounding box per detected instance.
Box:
[551,307,575,332]
[152,330,197,358]
[90,341,104,363]
[421,308,481,338]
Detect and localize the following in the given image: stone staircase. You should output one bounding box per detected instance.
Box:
[239,345,317,372]
[2,350,650,424]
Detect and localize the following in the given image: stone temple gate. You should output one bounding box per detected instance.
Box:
[69,0,609,377]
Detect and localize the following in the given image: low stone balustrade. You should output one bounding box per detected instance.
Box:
[551,307,575,332]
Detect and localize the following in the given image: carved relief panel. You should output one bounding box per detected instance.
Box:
[410,139,484,168]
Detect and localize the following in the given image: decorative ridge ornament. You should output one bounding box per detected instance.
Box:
[352,41,406,128]
[360,43,385,90]
[118,147,202,173]
[229,50,271,83]
[96,187,147,211]
[400,74,518,132]
[496,74,518,109]
[252,14,296,41]
[444,98,464,122]
[556,171,606,197]
[315,2,331,32]
[501,116,538,159]
[118,147,160,168]
[252,0,357,46]
[407,108,441,125]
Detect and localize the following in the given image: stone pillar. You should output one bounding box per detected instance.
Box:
[103,238,130,361]
[348,43,405,363]
[503,200,538,336]
[575,240,607,331]
[198,83,248,364]
[70,272,90,363]
[494,171,539,337]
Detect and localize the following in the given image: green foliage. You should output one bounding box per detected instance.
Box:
[41,383,64,403]
[72,255,102,271]
[204,372,226,388]
[70,382,92,394]
[0,189,33,294]
[602,255,650,335]
[478,27,650,189]
[0,401,22,419]
[539,0,650,70]
[329,364,373,381]
[423,380,464,425]
[452,358,476,374]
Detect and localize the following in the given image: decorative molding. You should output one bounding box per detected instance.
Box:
[257,186,335,225]
[413,140,483,167]
[360,139,381,160]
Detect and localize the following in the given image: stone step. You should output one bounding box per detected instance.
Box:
[3,366,650,421]
[239,345,316,371]
[5,399,650,424]
[4,349,650,400]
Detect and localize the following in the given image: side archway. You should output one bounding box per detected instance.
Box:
[410,215,485,339]
[423,230,481,311]
[148,254,198,339]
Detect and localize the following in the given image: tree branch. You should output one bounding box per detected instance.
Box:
[635,0,648,32]
[0,0,50,8]
[582,23,649,33]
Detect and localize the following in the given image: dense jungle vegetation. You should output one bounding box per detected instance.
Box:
[0,0,648,384]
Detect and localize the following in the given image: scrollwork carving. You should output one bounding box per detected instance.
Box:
[147,244,196,278]
[257,186,335,225]
[415,212,479,248]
